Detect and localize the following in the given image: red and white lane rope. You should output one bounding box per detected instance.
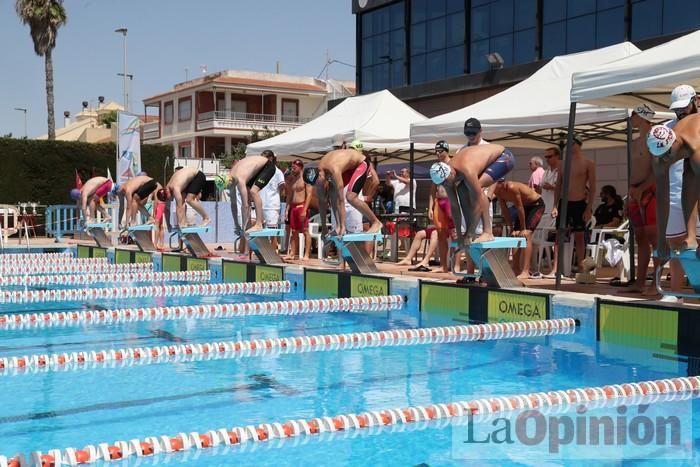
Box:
[15,375,698,466]
[0,262,152,277]
[0,252,71,261]
[0,318,575,375]
[0,280,289,305]
[0,295,403,331]
[0,256,106,266]
[0,270,211,288]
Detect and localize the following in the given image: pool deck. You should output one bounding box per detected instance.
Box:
[3,236,698,306]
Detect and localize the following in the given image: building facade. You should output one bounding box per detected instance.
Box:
[354,0,700,115]
[142,70,354,175]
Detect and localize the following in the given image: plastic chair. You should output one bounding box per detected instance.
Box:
[299,214,324,259]
[586,218,630,278]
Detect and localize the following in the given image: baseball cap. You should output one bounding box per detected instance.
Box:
[632,103,656,122]
[435,140,449,152]
[670,84,696,110]
[464,118,482,135]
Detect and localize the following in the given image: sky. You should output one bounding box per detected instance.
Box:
[0,0,356,138]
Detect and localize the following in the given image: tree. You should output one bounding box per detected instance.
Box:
[16,0,67,140]
[99,110,118,129]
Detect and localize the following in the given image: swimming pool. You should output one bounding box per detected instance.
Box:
[0,252,698,465]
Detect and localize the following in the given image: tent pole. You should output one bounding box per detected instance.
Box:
[626,116,636,284]
[409,143,415,225]
[556,102,577,289]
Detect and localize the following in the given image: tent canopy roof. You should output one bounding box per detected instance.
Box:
[246,90,432,162]
[571,30,700,110]
[410,42,643,149]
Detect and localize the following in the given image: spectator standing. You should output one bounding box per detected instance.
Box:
[387,167,416,213]
[528,157,545,193]
[541,147,560,216]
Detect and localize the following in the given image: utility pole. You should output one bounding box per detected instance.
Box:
[115,27,128,111]
[14,107,27,139]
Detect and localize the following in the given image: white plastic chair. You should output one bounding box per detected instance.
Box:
[299,214,324,259]
[586,218,630,279]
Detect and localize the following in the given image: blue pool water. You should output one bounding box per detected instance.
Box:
[0,269,698,465]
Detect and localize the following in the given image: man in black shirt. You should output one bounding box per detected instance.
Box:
[594,185,624,228]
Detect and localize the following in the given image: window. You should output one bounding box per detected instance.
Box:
[178,97,191,122]
[360,1,406,93]
[469,0,536,73]
[281,99,299,123]
[231,99,247,115]
[542,0,626,58]
[163,101,173,125]
[631,0,700,41]
[410,0,464,84]
[178,142,191,158]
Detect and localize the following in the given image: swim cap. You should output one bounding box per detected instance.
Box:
[214,174,229,191]
[429,162,451,185]
[70,188,81,201]
[156,188,169,202]
[349,139,363,151]
[647,125,676,157]
[435,140,449,152]
[303,167,319,185]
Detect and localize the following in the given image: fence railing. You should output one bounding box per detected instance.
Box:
[198,111,312,125]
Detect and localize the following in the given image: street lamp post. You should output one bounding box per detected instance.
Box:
[114,27,128,111]
[14,108,27,139]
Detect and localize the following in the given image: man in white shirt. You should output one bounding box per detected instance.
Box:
[258,151,286,250]
[387,167,416,213]
[541,147,560,216]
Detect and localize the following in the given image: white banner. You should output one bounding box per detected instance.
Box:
[116,112,142,184]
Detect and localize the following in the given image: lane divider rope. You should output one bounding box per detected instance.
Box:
[0,270,211,288]
[0,262,152,277]
[15,374,698,466]
[0,281,290,305]
[0,318,575,375]
[0,295,403,331]
[0,252,71,261]
[0,257,107,266]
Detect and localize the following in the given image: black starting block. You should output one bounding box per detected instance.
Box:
[85,223,113,248]
[172,225,212,258]
[245,228,284,265]
[656,249,700,300]
[325,232,383,274]
[127,224,156,252]
[451,237,526,288]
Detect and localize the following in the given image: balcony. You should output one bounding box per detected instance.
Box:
[197,111,313,132]
[142,121,160,141]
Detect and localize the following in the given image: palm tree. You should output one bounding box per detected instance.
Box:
[16,0,67,140]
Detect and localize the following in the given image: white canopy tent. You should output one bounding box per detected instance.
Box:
[570,29,700,110]
[410,42,641,149]
[246,89,431,162]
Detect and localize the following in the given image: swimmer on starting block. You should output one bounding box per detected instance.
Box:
[647,114,700,262]
[304,139,381,237]
[157,167,210,229]
[113,174,161,227]
[226,151,277,235]
[430,143,515,246]
[80,176,116,224]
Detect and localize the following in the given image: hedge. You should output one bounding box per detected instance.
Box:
[0,138,172,205]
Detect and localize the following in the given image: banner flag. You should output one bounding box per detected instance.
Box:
[74,169,83,189]
[117,112,142,184]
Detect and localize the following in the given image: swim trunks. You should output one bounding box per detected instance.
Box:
[482,149,515,182]
[94,180,113,198]
[247,159,276,190]
[135,178,157,200]
[183,171,206,195]
[289,202,309,231]
[558,199,588,232]
[433,197,454,231]
[628,184,656,229]
[341,157,370,194]
[514,197,545,231]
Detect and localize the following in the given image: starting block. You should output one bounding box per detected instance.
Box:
[325,232,383,274]
[451,237,526,288]
[85,223,112,248]
[127,224,156,252]
[245,228,284,265]
[173,225,212,258]
[656,249,700,299]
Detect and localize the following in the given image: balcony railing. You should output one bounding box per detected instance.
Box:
[174,157,221,176]
[142,121,160,140]
[197,111,313,131]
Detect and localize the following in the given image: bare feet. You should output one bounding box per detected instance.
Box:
[474,233,495,243]
[303,256,310,260]
[516,273,530,280]
[397,259,412,266]
[622,283,644,294]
